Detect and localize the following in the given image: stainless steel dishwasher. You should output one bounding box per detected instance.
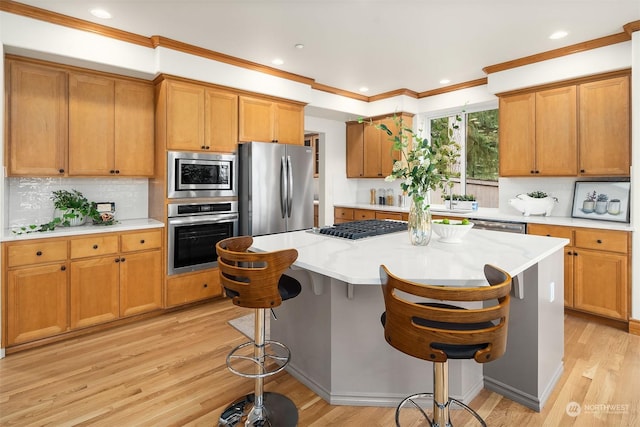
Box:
[471,218,527,234]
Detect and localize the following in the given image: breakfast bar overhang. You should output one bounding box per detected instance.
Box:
[250,228,569,412]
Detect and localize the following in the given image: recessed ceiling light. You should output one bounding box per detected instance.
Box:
[90,8,112,19]
[549,30,568,40]
[272,58,284,65]
[439,79,450,85]
[359,87,369,93]
[295,44,305,49]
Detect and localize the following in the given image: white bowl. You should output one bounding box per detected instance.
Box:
[432,219,474,243]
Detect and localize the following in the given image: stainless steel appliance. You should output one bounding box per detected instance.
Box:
[167,201,238,275]
[239,142,314,236]
[167,151,237,199]
[471,218,527,234]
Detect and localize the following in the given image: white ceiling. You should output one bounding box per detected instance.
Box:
[13,0,640,96]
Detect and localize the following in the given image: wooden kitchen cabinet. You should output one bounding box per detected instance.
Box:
[166,269,221,307]
[238,95,304,145]
[3,238,69,346]
[578,75,630,176]
[499,72,630,178]
[334,207,355,224]
[69,72,154,176]
[528,223,629,321]
[7,59,68,176]
[499,86,577,176]
[70,255,120,329]
[163,79,238,153]
[346,113,411,178]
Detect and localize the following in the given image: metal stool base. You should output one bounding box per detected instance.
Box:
[395,392,487,427]
[218,392,298,427]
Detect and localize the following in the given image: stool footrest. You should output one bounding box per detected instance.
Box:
[226,339,291,379]
[395,392,487,427]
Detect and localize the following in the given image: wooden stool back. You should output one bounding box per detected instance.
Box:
[216,236,298,309]
[379,264,511,364]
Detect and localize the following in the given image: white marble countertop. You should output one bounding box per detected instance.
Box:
[1,218,165,242]
[250,228,569,285]
[334,202,634,231]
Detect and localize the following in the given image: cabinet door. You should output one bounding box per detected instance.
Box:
[8,60,67,176]
[274,102,304,145]
[205,89,238,153]
[579,76,630,176]
[535,86,577,176]
[70,256,119,328]
[114,80,155,176]
[573,249,628,320]
[68,72,115,175]
[119,250,162,317]
[346,122,364,178]
[238,96,274,142]
[6,263,69,345]
[498,93,535,176]
[363,123,383,177]
[166,80,205,150]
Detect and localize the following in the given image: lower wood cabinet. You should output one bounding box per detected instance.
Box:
[166,269,221,307]
[334,207,408,224]
[2,228,163,348]
[528,223,629,321]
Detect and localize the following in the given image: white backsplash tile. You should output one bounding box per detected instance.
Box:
[8,177,148,228]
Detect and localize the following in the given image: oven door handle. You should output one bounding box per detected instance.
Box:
[168,213,239,226]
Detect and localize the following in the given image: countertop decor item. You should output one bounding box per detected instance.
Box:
[571,181,630,223]
[508,191,558,216]
[432,219,474,243]
[12,189,103,234]
[362,113,461,245]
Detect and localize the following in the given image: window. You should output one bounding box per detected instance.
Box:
[428,108,499,207]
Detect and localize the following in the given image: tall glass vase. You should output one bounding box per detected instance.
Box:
[408,198,432,246]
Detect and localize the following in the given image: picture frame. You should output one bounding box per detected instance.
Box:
[571,181,630,222]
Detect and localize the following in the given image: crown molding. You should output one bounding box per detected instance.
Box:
[623,20,640,35]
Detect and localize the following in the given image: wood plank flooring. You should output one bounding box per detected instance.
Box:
[1,298,639,426]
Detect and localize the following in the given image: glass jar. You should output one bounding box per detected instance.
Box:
[408,198,432,246]
[386,189,394,206]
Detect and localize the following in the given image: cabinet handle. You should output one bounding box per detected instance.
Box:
[115,258,120,263]
[596,239,602,244]
[201,145,206,149]
[58,169,65,174]
[580,169,585,173]
[535,170,540,174]
[115,170,120,174]
[203,283,208,288]
[205,146,210,150]
[140,239,145,244]
[36,250,43,256]
[110,169,115,174]
[530,170,535,174]
[573,252,578,256]
[546,234,551,237]
[61,266,66,271]
[120,257,125,262]
[93,244,98,249]
[567,251,572,255]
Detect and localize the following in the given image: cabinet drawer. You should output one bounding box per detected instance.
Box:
[121,230,162,252]
[574,229,628,253]
[528,223,573,244]
[375,211,402,221]
[334,208,354,221]
[70,235,119,259]
[6,240,68,267]
[354,209,375,220]
[166,269,221,307]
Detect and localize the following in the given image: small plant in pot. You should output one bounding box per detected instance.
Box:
[595,193,609,214]
[51,189,99,226]
[582,191,597,213]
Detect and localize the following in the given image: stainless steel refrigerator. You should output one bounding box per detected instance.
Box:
[238,141,314,236]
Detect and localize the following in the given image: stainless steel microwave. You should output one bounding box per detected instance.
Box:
[167,151,237,198]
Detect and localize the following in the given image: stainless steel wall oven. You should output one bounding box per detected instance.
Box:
[167,151,237,199]
[167,201,238,275]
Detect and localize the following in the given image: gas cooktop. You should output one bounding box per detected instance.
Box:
[318,219,407,240]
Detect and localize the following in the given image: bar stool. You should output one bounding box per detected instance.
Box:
[216,236,301,427]
[379,264,512,427]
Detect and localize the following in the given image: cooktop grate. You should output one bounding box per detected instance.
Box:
[318,219,407,240]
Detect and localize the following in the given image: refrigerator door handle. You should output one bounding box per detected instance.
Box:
[286,155,294,218]
[280,156,287,218]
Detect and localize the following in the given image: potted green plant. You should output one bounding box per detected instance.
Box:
[595,193,609,214]
[582,191,597,213]
[443,194,478,211]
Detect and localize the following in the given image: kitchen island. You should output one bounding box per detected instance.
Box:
[250,227,569,411]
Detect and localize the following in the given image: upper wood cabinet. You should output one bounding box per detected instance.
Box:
[499,72,630,178]
[238,95,304,145]
[7,60,68,176]
[69,72,154,176]
[163,79,238,153]
[578,76,630,176]
[346,113,411,178]
[499,86,577,176]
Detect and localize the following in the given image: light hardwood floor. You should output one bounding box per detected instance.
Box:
[1,298,639,426]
